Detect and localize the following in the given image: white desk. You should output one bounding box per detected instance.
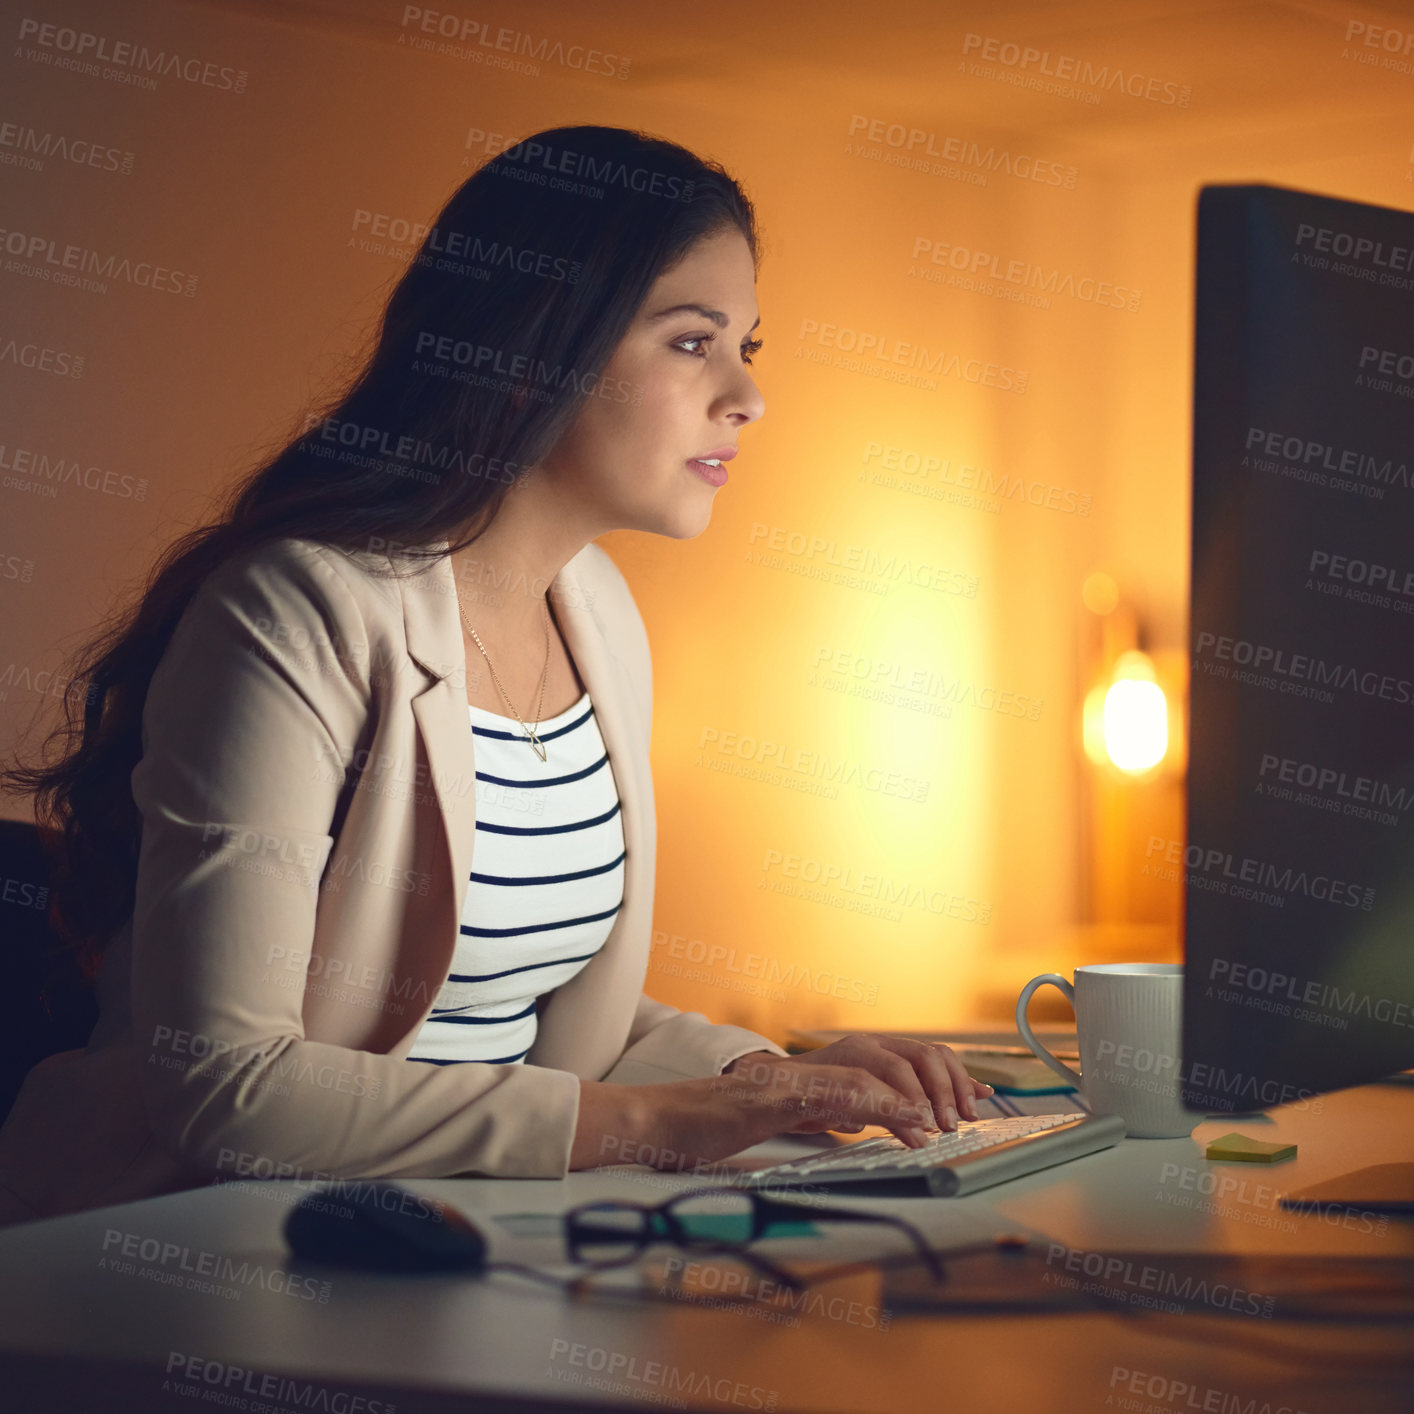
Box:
[0,1077,1410,1414]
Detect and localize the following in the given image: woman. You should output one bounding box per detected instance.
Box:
[0,125,991,1226]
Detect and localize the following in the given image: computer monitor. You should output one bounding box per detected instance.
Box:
[1182,183,1414,1187]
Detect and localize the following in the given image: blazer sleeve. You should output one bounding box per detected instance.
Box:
[128,539,580,1182]
[598,994,788,1085]
[581,545,789,1087]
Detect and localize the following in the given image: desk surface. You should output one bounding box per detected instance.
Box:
[1,1076,1411,1414]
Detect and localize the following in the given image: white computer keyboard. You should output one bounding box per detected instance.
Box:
[738,1112,1127,1197]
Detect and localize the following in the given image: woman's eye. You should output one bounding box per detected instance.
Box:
[675,333,715,358]
[675,332,764,365]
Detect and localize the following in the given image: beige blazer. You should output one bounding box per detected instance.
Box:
[0,536,784,1226]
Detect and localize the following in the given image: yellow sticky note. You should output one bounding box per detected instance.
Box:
[1204,1132,1296,1163]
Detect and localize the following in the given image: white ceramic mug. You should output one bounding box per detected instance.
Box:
[1015,963,1196,1138]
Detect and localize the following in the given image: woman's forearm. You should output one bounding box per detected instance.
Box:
[569,1078,660,1169]
[568,1052,783,1171]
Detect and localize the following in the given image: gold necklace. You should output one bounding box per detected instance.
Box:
[457,594,552,761]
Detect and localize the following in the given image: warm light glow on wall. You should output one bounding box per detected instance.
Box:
[1080,571,1121,617]
[1078,571,1187,938]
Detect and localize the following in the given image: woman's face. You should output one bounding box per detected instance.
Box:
[538,225,765,540]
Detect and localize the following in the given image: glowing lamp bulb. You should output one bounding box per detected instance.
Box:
[1103,677,1168,773]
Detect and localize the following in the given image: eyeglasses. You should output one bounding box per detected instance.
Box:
[560,1185,945,1291]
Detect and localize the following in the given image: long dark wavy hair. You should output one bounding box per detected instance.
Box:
[1,123,760,978]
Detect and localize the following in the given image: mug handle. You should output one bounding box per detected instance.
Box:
[1015,974,1084,1088]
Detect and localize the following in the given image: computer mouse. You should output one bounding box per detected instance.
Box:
[284,1181,488,1273]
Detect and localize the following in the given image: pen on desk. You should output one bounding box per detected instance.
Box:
[951,1043,1082,1061]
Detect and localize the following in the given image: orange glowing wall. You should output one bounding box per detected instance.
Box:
[3,1,1409,1038]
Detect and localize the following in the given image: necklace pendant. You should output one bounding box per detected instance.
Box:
[526,729,547,762]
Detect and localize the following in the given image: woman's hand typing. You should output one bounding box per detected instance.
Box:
[569,1033,994,1173]
[726,1033,995,1136]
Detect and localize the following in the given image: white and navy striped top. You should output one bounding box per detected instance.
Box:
[406,690,625,1067]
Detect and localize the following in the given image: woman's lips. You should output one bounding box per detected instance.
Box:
[686,458,728,487]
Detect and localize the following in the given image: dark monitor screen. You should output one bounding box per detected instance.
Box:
[1182,182,1414,1116]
